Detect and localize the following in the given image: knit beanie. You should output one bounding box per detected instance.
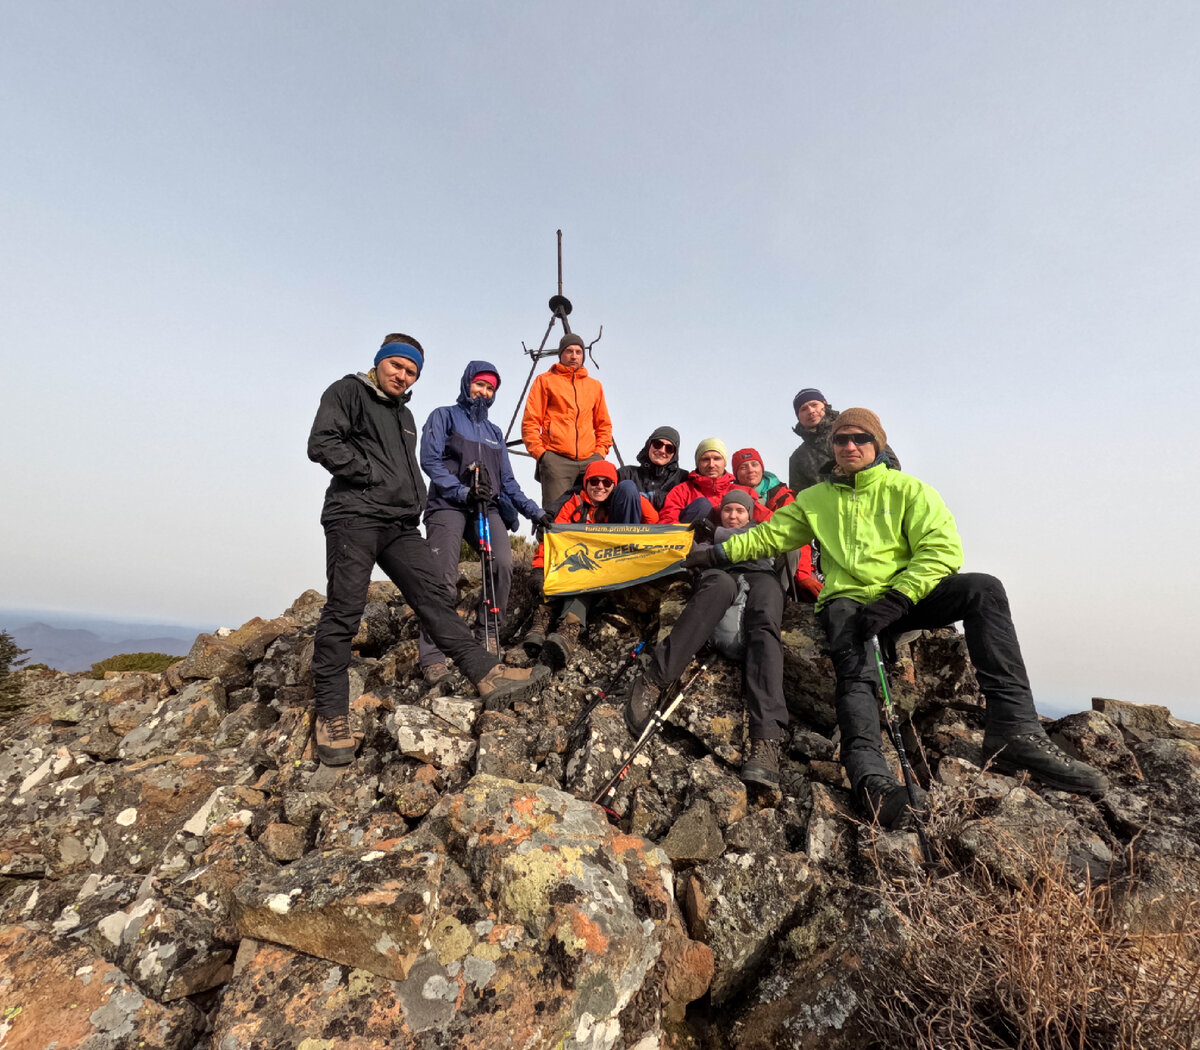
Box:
[583,460,619,485]
[558,333,585,353]
[647,425,681,449]
[731,448,762,471]
[833,407,886,451]
[721,489,754,513]
[792,388,826,415]
[470,370,500,390]
[694,437,728,465]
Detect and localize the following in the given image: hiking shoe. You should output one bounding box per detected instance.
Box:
[857,774,928,831]
[523,603,553,658]
[982,730,1109,797]
[542,613,583,671]
[623,672,663,737]
[741,737,783,788]
[476,662,551,711]
[314,712,355,767]
[422,662,450,685]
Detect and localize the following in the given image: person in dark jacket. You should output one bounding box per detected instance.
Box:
[617,425,689,512]
[306,334,549,766]
[788,388,901,492]
[624,488,789,788]
[418,361,551,682]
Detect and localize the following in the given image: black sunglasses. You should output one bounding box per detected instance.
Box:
[586,477,615,488]
[831,432,875,447]
[650,439,676,453]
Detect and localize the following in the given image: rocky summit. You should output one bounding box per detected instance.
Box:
[2,560,1199,1049]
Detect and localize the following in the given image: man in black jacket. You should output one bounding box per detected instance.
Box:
[307,333,548,766]
[788,388,901,492]
[617,425,689,512]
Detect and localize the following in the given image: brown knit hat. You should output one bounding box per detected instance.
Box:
[832,408,886,452]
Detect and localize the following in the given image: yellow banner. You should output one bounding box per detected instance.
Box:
[542,524,694,597]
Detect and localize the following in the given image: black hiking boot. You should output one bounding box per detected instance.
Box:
[476,662,551,711]
[982,730,1109,797]
[741,737,783,788]
[542,613,583,671]
[422,661,450,685]
[313,712,356,767]
[857,774,928,831]
[523,603,553,658]
[623,672,663,737]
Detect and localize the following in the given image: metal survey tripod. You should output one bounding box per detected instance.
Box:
[503,229,624,466]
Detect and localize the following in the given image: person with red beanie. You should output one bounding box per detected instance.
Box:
[660,438,770,526]
[525,460,657,668]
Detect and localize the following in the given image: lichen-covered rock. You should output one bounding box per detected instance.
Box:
[681,849,814,1004]
[0,923,203,1048]
[661,800,725,864]
[387,704,477,768]
[176,631,251,688]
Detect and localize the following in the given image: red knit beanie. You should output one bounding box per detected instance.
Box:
[731,448,762,471]
[583,460,619,485]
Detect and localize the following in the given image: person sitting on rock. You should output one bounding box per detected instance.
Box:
[525,460,658,669]
[731,447,821,602]
[788,387,901,493]
[659,438,771,526]
[683,407,1108,828]
[624,488,789,788]
[417,360,553,684]
[521,333,613,510]
[306,334,550,765]
[617,425,689,512]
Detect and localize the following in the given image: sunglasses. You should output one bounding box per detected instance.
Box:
[586,477,615,488]
[649,439,676,453]
[831,432,875,448]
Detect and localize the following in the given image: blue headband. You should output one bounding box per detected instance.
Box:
[374,342,424,372]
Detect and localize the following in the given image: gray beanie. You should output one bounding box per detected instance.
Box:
[558,333,585,353]
[721,489,754,513]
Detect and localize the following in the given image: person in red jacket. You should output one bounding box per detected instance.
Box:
[659,438,769,526]
[730,447,821,601]
[525,460,657,667]
[521,334,614,508]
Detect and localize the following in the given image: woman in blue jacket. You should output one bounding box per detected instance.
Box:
[418,361,550,681]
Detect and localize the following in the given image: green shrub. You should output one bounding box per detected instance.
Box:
[89,652,182,676]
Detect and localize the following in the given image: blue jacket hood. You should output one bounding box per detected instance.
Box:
[457,360,500,419]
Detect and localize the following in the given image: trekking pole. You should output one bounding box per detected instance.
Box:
[592,661,709,817]
[869,635,934,864]
[568,638,649,739]
[473,467,501,655]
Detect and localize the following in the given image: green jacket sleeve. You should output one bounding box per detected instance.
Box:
[721,500,815,564]
[889,482,964,603]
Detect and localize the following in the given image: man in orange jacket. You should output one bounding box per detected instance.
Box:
[521,334,613,508]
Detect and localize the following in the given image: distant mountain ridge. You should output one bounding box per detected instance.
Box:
[1,610,206,673]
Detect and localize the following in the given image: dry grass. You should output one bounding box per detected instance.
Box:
[857,816,1200,1049]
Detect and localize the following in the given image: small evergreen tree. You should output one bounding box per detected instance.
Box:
[0,630,30,710]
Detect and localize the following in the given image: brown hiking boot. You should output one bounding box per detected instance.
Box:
[422,662,450,685]
[623,672,663,737]
[543,613,583,670]
[313,712,355,767]
[476,662,551,711]
[741,737,783,788]
[523,603,553,658]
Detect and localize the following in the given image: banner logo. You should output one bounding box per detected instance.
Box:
[543,524,693,597]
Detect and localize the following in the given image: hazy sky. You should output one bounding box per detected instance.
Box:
[2,4,1196,720]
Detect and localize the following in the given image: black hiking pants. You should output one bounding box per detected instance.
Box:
[819,572,1042,788]
[650,568,788,740]
[312,522,498,717]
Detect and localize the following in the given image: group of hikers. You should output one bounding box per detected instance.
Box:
[306,331,1108,831]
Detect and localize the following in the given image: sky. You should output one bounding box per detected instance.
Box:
[2,3,1196,720]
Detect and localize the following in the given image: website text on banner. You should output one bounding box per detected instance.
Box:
[542,524,693,597]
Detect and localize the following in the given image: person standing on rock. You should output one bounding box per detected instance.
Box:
[624,488,789,789]
[616,425,689,513]
[683,407,1108,827]
[788,388,901,493]
[417,360,553,684]
[521,333,613,510]
[306,334,550,765]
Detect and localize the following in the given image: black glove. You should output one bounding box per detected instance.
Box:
[534,512,554,532]
[691,517,717,544]
[468,471,493,508]
[682,546,719,572]
[853,591,914,642]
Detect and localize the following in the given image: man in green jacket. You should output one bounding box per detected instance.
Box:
[682,407,1108,828]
